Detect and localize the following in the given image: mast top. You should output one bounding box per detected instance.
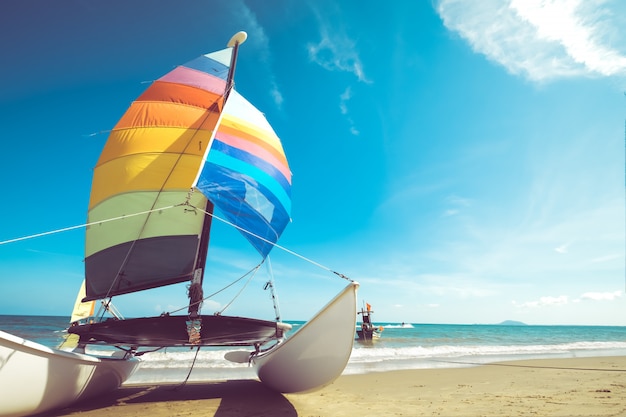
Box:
[228,31,248,47]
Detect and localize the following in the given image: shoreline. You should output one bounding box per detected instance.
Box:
[50,355,626,416]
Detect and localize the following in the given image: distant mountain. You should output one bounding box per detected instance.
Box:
[498,320,527,326]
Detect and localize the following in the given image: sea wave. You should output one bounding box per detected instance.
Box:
[349,341,626,363]
[380,323,415,329]
[120,340,626,384]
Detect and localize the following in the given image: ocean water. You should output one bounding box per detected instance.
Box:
[2,315,625,385]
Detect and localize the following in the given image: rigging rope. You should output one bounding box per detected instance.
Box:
[193,205,354,283]
[218,262,260,314]
[0,205,180,246]
[167,261,264,315]
[175,346,202,390]
[0,201,354,284]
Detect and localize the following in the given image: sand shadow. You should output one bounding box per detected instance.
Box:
[43,379,297,417]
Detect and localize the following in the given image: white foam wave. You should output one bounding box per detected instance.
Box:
[381,323,415,329]
[121,340,626,384]
[137,348,251,369]
[349,341,626,362]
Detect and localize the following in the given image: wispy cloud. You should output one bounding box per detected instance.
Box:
[554,242,570,254]
[307,4,370,135]
[590,254,622,263]
[443,194,472,217]
[339,87,359,135]
[437,0,626,82]
[579,291,622,301]
[307,24,369,83]
[515,290,623,308]
[514,295,569,308]
[361,273,500,299]
[270,84,284,107]
[235,2,284,108]
[339,87,351,115]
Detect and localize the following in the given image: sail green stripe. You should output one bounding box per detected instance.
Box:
[85,191,206,257]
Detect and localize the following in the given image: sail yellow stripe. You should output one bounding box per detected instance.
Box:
[89,153,202,209]
[219,113,286,159]
[97,126,215,166]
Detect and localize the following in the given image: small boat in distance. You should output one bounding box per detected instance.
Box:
[356,302,383,342]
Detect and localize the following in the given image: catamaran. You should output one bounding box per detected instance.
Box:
[0,31,358,416]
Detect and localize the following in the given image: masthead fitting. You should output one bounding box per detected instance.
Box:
[227,31,248,47]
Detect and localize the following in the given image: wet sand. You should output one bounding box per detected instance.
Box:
[47,356,626,417]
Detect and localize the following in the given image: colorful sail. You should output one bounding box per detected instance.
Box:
[83,49,233,300]
[196,89,292,257]
[84,42,291,301]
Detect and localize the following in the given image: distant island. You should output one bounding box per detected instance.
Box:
[498,320,527,326]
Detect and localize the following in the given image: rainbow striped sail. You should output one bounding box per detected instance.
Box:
[84,38,291,301]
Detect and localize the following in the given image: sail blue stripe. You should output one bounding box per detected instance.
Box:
[183,55,229,81]
[196,164,290,257]
[210,139,291,195]
[206,151,291,215]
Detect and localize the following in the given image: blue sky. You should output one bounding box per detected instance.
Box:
[0,0,624,325]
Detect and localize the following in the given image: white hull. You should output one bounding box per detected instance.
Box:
[252,281,359,393]
[0,330,139,417]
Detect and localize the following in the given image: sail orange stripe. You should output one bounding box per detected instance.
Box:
[137,81,224,109]
[218,123,288,167]
[216,131,291,183]
[114,101,222,130]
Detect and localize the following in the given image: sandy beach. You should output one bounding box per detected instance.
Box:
[46,356,626,417]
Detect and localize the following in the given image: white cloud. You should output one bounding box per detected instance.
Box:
[235,2,284,108]
[514,295,569,308]
[442,194,472,217]
[554,242,570,254]
[591,254,623,263]
[516,291,622,309]
[338,87,360,136]
[339,87,351,115]
[307,4,371,83]
[270,83,284,107]
[307,29,369,82]
[446,195,472,207]
[579,290,622,301]
[437,0,626,81]
[307,6,367,136]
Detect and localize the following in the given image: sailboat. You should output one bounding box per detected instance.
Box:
[67,29,358,364]
[0,31,359,415]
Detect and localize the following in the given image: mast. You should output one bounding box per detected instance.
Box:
[187,200,214,318]
[225,31,247,101]
[186,32,248,320]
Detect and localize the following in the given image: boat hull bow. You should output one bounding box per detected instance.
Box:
[0,330,138,417]
[252,281,359,393]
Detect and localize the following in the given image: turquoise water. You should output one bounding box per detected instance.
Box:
[2,315,625,383]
